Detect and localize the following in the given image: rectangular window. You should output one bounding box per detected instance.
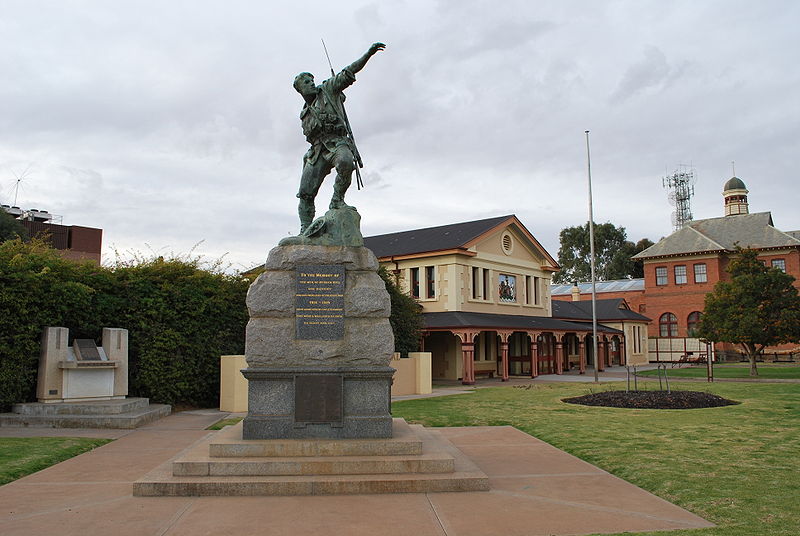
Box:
[656,267,667,286]
[425,266,435,298]
[772,259,786,272]
[482,269,490,301]
[693,263,707,283]
[472,267,480,299]
[525,276,531,304]
[410,267,419,299]
[674,265,687,285]
[534,276,540,304]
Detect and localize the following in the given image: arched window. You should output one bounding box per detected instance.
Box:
[659,313,678,337]
[687,311,702,335]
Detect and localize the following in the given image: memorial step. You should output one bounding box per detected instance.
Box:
[133,419,490,496]
[0,403,171,429]
[209,418,423,458]
[11,397,152,416]
[173,452,455,477]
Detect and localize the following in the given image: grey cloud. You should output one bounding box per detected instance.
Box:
[610,46,679,103]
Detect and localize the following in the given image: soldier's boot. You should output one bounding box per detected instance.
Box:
[330,174,354,210]
[298,196,315,234]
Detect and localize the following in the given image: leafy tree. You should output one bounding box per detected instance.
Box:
[0,210,28,242]
[697,249,800,376]
[630,238,655,278]
[378,266,423,356]
[553,222,651,283]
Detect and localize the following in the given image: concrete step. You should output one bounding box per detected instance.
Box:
[134,468,490,496]
[11,397,151,416]
[133,418,490,496]
[0,403,171,429]
[173,452,455,477]
[209,419,423,458]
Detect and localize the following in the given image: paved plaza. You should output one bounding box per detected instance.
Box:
[0,406,712,536]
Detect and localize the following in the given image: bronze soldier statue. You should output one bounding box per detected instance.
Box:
[292,42,385,234]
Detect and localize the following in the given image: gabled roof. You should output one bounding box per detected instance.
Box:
[551,279,644,295]
[633,212,800,260]
[423,311,622,334]
[551,298,650,322]
[363,214,559,268]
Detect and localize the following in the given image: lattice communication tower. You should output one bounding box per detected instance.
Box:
[663,166,696,232]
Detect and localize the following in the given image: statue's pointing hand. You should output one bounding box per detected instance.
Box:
[369,43,386,55]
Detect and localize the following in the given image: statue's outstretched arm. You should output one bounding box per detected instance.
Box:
[345,42,385,74]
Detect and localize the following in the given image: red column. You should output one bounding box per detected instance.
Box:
[597,339,606,372]
[530,335,539,378]
[579,340,586,374]
[461,341,475,385]
[555,340,564,375]
[500,340,509,381]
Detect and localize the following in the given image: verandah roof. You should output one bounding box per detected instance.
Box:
[423,311,623,334]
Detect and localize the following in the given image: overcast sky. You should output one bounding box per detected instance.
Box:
[2,0,799,271]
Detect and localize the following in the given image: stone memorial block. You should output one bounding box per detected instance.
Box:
[36,327,129,402]
[243,243,395,439]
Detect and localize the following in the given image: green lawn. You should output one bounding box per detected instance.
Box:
[206,417,243,430]
[0,437,112,485]
[640,365,800,379]
[393,381,800,536]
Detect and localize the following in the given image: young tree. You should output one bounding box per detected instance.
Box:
[553,222,651,283]
[0,210,28,242]
[697,249,800,376]
[378,266,423,356]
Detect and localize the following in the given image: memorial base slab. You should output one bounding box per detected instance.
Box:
[133,418,489,496]
[242,366,393,439]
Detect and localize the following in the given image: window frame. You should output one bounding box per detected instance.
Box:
[410,267,420,299]
[772,259,786,272]
[693,263,707,283]
[674,265,687,285]
[425,265,435,299]
[687,311,702,335]
[659,312,678,338]
[655,266,668,286]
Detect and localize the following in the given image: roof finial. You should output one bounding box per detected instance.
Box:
[731,160,736,177]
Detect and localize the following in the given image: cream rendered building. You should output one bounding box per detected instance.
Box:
[365,215,644,384]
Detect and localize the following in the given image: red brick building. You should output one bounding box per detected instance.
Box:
[1,206,102,264]
[632,176,800,361]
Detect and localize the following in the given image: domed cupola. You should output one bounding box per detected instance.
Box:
[723,176,748,216]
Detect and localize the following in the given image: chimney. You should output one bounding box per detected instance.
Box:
[571,282,581,302]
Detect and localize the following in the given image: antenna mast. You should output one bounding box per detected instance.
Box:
[662,164,696,232]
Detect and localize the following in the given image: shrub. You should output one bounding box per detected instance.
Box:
[378,266,423,356]
[0,239,248,410]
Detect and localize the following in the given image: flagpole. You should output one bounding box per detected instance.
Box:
[585,130,600,383]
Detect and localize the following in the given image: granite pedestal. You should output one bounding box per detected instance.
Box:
[243,238,395,440]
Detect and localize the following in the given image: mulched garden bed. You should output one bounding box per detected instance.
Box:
[562,390,739,409]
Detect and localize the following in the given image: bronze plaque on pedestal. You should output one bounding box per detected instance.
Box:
[74,339,102,361]
[294,375,343,423]
[295,265,345,340]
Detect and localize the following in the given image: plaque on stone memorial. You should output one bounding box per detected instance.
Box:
[294,375,343,423]
[295,264,345,340]
[74,339,102,361]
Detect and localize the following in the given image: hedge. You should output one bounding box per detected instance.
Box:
[0,240,421,411]
[0,239,249,411]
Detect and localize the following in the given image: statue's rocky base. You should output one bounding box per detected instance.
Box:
[243,237,395,440]
[242,367,393,439]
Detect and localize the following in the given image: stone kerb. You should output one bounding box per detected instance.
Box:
[245,245,393,368]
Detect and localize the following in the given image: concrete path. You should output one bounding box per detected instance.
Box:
[0,412,712,536]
